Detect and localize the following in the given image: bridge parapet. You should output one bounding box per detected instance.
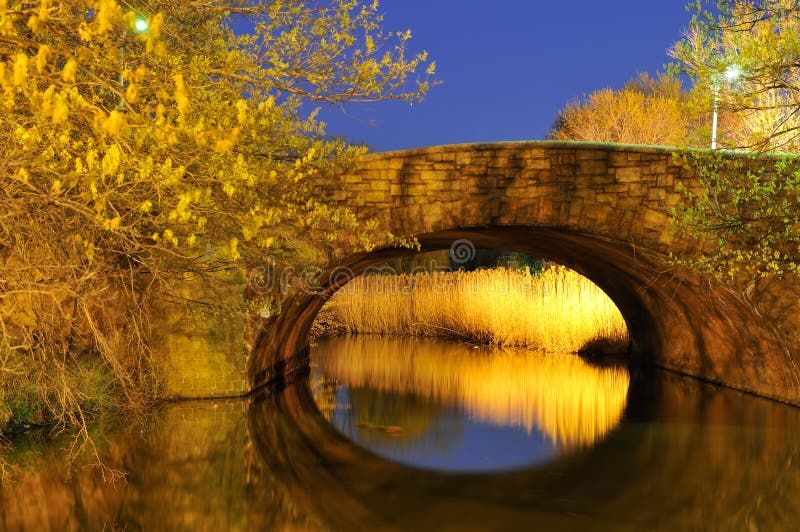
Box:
[332,142,696,256]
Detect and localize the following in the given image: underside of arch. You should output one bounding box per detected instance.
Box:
[249,226,800,405]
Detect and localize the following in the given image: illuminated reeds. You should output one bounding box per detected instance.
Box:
[313,336,630,449]
[321,266,629,353]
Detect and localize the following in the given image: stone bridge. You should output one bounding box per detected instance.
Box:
[249,141,800,405]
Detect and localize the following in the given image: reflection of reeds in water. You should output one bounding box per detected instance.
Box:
[321,267,629,353]
[313,336,630,449]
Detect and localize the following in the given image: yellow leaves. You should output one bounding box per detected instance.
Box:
[78,22,92,42]
[163,229,178,246]
[150,13,164,38]
[27,15,40,33]
[35,45,50,73]
[85,242,95,263]
[103,216,121,231]
[174,73,189,115]
[95,0,122,37]
[214,127,240,154]
[101,110,125,136]
[157,158,185,186]
[152,41,166,58]
[228,238,240,260]
[12,53,28,86]
[155,103,166,125]
[85,150,99,171]
[215,138,234,155]
[137,155,153,179]
[125,83,138,103]
[134,65,147,83]
[39,85,69,125]
[16,167,29,183]
[0,0,433,323]
[52,92,68,124]
[62,59,77,83]
[101,144,122,177]
[426,60,437,76]
[258,96,275,112]
[168,192,196,223]
[38,0,50,22]
[236,99,250,125]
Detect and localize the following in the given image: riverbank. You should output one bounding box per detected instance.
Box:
[314,266,629,354]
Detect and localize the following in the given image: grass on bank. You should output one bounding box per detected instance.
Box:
[317,266,629,353]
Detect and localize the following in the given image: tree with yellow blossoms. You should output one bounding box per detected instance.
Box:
[0,0,435,431]
[549,73,701,147]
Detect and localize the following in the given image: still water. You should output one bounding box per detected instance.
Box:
[311,335,629,472]
[2,335,800,530]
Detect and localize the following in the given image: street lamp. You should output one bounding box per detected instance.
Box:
[711,64,741,149]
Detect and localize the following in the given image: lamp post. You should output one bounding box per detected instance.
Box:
[120,16,149,109]
[711,64,741,149]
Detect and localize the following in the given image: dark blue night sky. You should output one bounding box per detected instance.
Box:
[317,1,695,151]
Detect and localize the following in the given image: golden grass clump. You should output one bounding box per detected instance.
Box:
[313,335,631,449]
[320,266,629,353]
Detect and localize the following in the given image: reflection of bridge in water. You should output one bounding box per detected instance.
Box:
[3,368,800,529]
[312,335,629,449]
[251,141,800,404]
[249,369,800,530]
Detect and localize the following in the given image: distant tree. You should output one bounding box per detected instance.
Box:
[549,73,699,146]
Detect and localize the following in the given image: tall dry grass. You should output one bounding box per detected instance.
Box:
[320,266,629,353]
[313,336,630,449]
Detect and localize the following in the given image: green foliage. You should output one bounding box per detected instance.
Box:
[671,151,800,278]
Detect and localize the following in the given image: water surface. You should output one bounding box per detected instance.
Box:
[311,335,629,471]
[2,335,800,531]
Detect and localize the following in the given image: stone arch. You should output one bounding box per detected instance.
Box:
[248,142,800,404]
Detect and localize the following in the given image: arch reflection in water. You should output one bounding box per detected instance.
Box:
[311,335,629,471]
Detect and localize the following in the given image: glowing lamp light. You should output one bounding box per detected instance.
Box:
[724,65,741,81]
[134,17,149,33]
[711,64,743,149]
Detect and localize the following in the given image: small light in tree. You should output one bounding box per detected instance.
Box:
[134,17,149,33]
[724,64,741,81]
